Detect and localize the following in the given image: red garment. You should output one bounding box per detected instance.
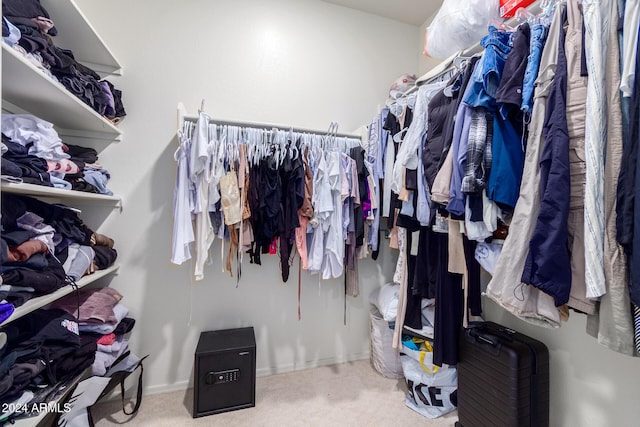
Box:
[97,333,116,345]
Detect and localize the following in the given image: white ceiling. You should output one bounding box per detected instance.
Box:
[322,0,443,26]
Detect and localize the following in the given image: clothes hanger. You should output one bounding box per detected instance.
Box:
[251,129,259,165]
[219,125,228,165]
[393,127,408,144]
[515,7,537,25]
[287,128,299,160]
[185,121,194,141]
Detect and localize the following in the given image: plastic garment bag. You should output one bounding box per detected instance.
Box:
[424,0,500,59]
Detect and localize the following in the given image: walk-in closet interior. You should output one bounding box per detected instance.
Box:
[1,0,639,426]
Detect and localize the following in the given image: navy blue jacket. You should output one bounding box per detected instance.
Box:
[628,20,640,307]
[522,7,572,307]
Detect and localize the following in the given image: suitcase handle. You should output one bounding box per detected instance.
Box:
[468,329,499,347]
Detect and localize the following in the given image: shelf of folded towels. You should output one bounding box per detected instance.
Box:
[2,45,122,138]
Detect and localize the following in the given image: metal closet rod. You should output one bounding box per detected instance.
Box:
[181,114,362,139]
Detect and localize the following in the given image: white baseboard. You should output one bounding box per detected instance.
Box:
[140,351,370,397]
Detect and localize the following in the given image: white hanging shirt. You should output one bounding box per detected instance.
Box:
[307,152,332,274]
[322,151,345,280]
[189,112,211,214]
[171,129,195,265]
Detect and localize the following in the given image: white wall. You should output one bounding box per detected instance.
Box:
[73,0,415,394]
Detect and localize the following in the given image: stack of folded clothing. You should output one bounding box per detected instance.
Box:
[1,114,115,194]
[0,194,118,312]
[51,288,136,376]
[2,0,126,123]
[0,309,97,410]
[1,133,51,187]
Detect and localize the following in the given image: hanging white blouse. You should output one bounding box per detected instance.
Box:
[308,152,332,274]
[207,125,225,212]
[322,151,345,280]
[172,124,195,265]
[190,111,211,214]
[190,113,214,280]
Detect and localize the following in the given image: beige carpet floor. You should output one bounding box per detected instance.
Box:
[91,360,458,426]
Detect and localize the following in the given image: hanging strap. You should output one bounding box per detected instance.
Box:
[298,254,302,321]
[120,361,144,415]
[88,355,149,426]
[343,272,347,326]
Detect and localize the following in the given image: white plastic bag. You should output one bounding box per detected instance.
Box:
[400,342,458,419]
[424,0,500,59]
[377,283,400,322]
[369,306,403,378]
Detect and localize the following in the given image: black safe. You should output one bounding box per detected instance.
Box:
[193,327,256,418]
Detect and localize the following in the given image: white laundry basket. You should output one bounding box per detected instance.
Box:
[369,306,403,379]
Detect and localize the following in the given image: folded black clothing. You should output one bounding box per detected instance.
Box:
[3,309,80,370]
[0,348,18,378]
[1,193,94,246]
[65,177,100,194]
[2,17,8,37]
[2,0,57,35]
[55,335,96,382]
[63,169,84,180]
[0,360,47,402]
[0,239,8,265]
[1,254,66,294]
[1,309,88,386]
[53,47,100,80]
[1,141,51,185]
[3,149,49,172]
[4,291,33,309]
[0,371,12,397]
[1,158,51,186]
[65,144,98,164]
[0,253,48,272]
[3,136,27,154]
[1,230,35,247]
[60,72,108,115]
[104,80,126,118]
[93,245,117,270]
[113,317,136,336]
[15,25,60,68]
[60,75,97,111]
[1,157,24,178]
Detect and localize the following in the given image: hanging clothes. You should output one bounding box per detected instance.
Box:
[583,0,612,300]
[521,4,572,307]
[321,151,345,280]
[278,143,304,282]
[295,147,314,270]
[485,4,564,328]
[563,0,594,315]
[587,0,635,356]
